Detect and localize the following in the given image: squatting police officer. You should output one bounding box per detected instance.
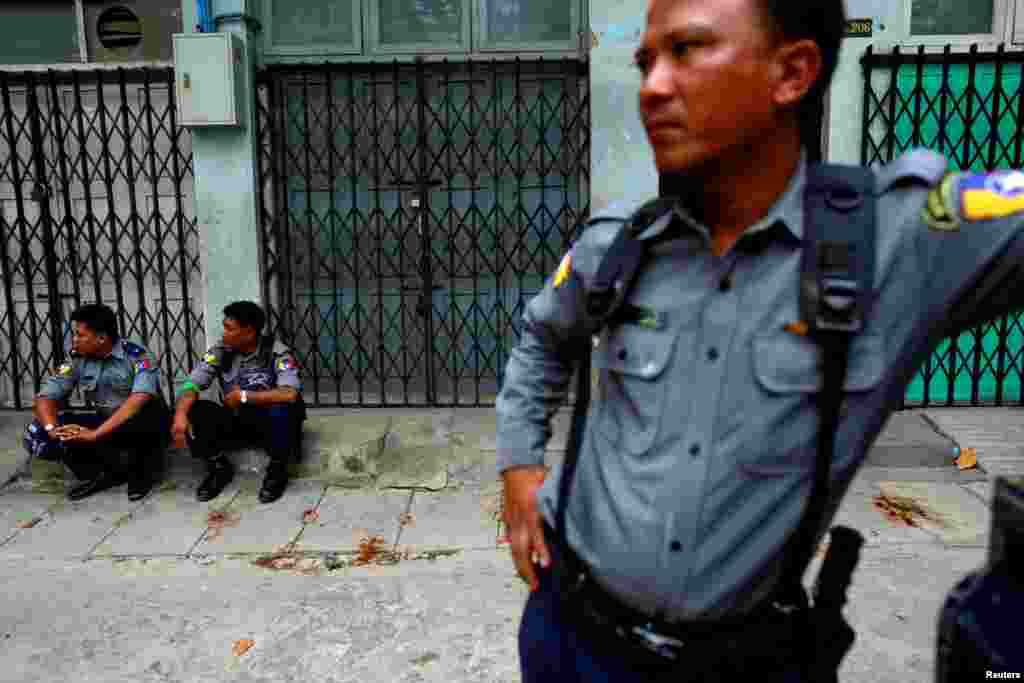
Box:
[497,0,1024,681]
[171,301,304,504]
[24,303,169,502]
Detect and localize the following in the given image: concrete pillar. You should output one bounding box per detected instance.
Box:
[825,1,907,164]
[180,0,263,343]
[588,2,657,213]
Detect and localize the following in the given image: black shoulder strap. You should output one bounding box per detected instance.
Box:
[778,162,876,603]
[555,198,674,590]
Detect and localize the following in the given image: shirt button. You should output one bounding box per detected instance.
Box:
[670,541,682,552]
[707,348,719,361]
[689,444,700,457]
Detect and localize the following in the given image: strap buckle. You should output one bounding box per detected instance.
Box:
[815,276,862,334]
[631,623,685,660]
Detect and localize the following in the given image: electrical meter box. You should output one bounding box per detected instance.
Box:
[172,33,245,126]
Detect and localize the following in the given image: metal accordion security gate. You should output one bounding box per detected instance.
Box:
[0,67,203,409]
[256,58,590,407]
[862,44,1024,407]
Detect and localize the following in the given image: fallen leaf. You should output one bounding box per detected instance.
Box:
[16,516,41,529]
[353,535,387,566]
[232,639,254,657]
[302,508,319,524]
[955,447,978,471]
[398,512,415,527]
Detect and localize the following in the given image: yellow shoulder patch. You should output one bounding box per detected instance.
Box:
[552,251,573,288]
[960,170,1024,222]
[203,352,219,366]
[922,173,959,232]
[56,362,73,376]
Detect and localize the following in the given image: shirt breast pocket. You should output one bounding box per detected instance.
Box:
[107,369,134,395]
[591,323,675,455]
[742,332,885,475]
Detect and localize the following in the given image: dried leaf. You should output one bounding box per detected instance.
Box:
[232,639,254,657]
[353,535,387,566]
[302,508,319,525]
[955,447,978,471]
[16,516,41,529]
[398,512,415,528]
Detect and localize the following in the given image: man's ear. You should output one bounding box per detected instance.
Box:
[773,39,823,109]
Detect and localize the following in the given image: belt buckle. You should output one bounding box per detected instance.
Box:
[631,623,684,661]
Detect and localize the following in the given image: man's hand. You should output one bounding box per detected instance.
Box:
[171,413,191,449]
[502,465,551,592]
[59,426,100,445]
[223,388,243,410]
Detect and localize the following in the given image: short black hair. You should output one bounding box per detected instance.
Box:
[759,0,846,159]
[760,0,846,102]
[70,303,119,340]
[223,300,265,333]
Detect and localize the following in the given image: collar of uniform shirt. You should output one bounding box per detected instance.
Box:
[237,336,267,360]
[657,150,808,248]
[102,338,128,361]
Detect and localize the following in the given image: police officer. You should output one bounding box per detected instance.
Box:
[24,303,168,502]
[171,301,304,504]
[497,0,1024,681]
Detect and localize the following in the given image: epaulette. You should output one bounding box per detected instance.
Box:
[876,148,949,194]
[121,341,147,357]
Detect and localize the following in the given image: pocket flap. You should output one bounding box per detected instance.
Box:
[596,324,674,380]
[754,332,884,393]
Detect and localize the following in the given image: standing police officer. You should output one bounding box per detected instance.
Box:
[498,0,1024,681]
[171,301,304,504]
[24,303,169,501]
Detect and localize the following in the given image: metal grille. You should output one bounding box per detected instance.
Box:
[0,67,203,409]
[863,45,1024,406]
[256,58,590,406]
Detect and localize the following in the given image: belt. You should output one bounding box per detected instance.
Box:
[544,524,807,664]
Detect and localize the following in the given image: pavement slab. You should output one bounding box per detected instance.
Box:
[922,407,1024,478]
[96,478,244,558]
[0,487,60,546]
[877,481,992,547]
[292,487,409,553]
[1,487,145,560]
[192,480,325,556]
[398,489,502,552]
[830,480,939,547]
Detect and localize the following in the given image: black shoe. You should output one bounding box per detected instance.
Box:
[196,457,234,502]
[258,463,289,504]
[127,476,153,502]
[68,471,127,502]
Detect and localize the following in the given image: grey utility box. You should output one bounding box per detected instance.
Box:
[172,33,245,126]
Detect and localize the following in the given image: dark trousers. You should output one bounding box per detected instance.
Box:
[185,400,303,465]
[23,398,170,482]
[519,538,807,683]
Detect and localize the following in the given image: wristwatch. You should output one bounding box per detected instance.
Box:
[241,390,248,405]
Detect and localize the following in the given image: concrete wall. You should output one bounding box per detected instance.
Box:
[588,0,657,213]
[827,1,913,164]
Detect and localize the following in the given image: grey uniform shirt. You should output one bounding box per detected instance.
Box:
[37,338,160,414]
[184,337,302,397]
[496,148,1024,621]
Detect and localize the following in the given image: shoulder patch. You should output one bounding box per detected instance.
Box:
[55,362,73,376]
[276,355,299,372]
[201,347,221,366]
[959,170,1024,222]
[121,341,146,357]
[922,173,960,232]
[552,250,573,288]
